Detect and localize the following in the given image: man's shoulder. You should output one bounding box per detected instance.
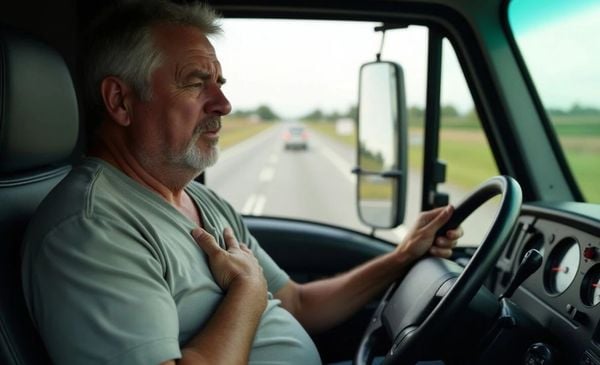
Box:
[26,158,135,239]
[30,159,99,224]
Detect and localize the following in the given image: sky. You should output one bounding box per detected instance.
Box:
[210,2,599,120]
[212,19,436,119]
[511,4,600,110]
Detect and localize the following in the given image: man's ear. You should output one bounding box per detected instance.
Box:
[100,76,134,126]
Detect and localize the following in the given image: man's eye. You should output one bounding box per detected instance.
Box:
[183,81,204,89]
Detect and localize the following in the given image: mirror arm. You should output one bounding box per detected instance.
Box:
[352,167,403,179]
[381,170,403,178]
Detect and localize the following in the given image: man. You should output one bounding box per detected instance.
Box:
[22,1,462,364]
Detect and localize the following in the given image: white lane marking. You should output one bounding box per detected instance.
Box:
[242,194,267,215]
[269,153,279,164]
[259,167,275,182]
[242,194,257,215]
[253,195,267,215]
[319,145,354,183]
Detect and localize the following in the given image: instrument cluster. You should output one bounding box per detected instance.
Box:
[495,203,600,364]
[511,214,600,320]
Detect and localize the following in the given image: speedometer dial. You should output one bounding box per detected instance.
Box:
[582,265,600,306]
[544,238,580,295]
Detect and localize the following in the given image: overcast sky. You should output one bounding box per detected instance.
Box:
[211,4,599,119]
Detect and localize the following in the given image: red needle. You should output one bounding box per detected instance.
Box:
[552,267,565,273]
[593,283,600,288]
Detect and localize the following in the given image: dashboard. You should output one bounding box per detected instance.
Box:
[494,202,600,364]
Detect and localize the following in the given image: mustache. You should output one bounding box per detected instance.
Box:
[194,118,221,134]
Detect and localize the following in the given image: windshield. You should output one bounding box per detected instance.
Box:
[508,0,600,203]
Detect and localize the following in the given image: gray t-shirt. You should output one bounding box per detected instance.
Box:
[22,158,321,365]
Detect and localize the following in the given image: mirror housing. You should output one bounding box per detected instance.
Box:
[355,61,408,229]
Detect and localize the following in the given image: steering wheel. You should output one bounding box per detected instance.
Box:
[355,175,522,365]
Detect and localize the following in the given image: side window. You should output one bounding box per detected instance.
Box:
[438,39,500,245]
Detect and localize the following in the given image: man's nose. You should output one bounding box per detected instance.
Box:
[205,85,232,116]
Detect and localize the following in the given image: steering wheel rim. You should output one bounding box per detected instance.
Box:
[355,175,522,365]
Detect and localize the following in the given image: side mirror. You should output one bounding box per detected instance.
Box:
[354,61,407,229]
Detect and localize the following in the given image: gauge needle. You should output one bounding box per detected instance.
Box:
[593,283,600,288]
[552,266,569,273]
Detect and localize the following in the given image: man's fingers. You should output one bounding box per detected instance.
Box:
[445,227,464,240]
[223,227,240,251]
[192,228,221,256]
[417,206,446,226]
[435,236,455,248]
[422,205,453,232]
[429,246,453,258]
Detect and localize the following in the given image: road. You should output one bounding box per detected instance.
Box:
[206,123,500,245]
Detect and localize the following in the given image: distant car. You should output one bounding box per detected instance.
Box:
[283,126,308,150]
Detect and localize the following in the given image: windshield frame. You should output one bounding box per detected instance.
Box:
[501,0,587,202]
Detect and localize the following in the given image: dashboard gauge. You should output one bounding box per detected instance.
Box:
[544,238,580,295]
[582,264,600,306]
[521,232,545,262]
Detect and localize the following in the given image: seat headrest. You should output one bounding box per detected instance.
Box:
[0,30,78,174]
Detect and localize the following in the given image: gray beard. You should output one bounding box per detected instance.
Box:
[168,117,221,172]
[176,137,219,171]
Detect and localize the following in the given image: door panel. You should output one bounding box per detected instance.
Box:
[245,216,392,280]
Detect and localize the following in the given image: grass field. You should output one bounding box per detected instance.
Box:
[219,117,273,150]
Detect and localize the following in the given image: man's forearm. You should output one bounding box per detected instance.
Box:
[279,206,459,334]
[288,251,409,333]
[163,280,266,365]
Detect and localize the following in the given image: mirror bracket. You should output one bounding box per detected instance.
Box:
[432,160,446,183]
[427,160,448,207]
[381,170,403,178]
[352,167,403,179]
[429,191,449,207]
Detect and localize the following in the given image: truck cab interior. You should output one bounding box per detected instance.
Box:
[1,1,599,364]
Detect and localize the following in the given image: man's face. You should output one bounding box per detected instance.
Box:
[127,24,231,176]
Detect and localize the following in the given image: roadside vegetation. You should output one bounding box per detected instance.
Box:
[219,116,273,150]
[224,104,599,202]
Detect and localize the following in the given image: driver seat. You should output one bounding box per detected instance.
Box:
[0,29,79,364]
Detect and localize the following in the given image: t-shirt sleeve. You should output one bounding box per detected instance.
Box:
[23,215,182,365]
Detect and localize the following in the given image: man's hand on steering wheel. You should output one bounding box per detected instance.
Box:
[395,205,464,263]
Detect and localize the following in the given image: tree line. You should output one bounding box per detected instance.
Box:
[230,103,600,122]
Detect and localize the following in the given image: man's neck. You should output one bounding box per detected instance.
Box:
[89,138,201,223]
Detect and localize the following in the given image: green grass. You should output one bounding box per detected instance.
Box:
[550,115,600,136]
[226,117,599,203]
[220,117,273,150]
[564,151,600,202]
[409,128,499,188]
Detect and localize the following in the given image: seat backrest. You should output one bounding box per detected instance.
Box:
[0,29,79,365]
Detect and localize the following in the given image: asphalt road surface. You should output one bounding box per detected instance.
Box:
[206,123,499,246]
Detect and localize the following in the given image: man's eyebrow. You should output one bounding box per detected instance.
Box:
[186,70,226,85]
